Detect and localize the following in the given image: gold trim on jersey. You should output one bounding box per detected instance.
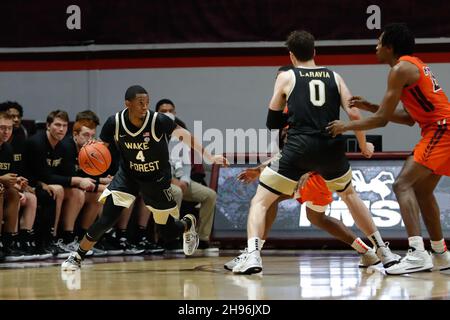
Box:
[98,189,136,208]
[147,205,179,224]
[324,167,353,192]
[259,166,298,195]
[120,109,150,137]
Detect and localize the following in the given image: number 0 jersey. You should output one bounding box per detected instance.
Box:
[101,109,176,181]
[285,67,341,137]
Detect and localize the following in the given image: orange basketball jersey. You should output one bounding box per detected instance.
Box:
[399,56,450,132]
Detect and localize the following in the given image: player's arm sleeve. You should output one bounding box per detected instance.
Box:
[266,109,288,129]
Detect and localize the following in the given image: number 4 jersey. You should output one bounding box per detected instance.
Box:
[285,67,341,138]
[100,109,177,181]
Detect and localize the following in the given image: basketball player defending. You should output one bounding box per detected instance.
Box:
[327,23,450,275]
[233,30,400,274]
[62,85,228,271]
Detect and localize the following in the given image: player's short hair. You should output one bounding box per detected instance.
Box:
[155,98,175,112]
[46,110,69,124]
[73,119,97,134]
[0,111,13,121]
[76,110,100,126]
[285,30,315,62]
[0,101,23,117]
[381,23,415,56]
[125,85,148,101]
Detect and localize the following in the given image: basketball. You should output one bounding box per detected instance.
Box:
[78,142,112,176]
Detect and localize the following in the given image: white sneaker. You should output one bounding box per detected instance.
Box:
[232,250,262,274]
[182,214,199,256]
[61,252,82,271]
[359,249,381,268]
[224,248,248,271]
[376,243,401,268]
[431,250,450,271]
[385,248,433,275]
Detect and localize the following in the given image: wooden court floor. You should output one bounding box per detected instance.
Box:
[0,250,449,300]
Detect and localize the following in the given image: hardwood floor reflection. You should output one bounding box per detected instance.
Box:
[0,250,449,300]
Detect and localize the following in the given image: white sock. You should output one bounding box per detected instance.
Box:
[408,236,425,251]
[351,238,370,254]
[248,237,262,252]
[430,239,447,254]
[368,231,384,249]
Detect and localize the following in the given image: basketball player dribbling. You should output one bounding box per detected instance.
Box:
[62,85,228,271]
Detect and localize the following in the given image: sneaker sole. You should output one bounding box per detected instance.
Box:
[146,249,165,254]
[358,260,381,268]
[385,265,433,275]
[383,259,401,268]
[233,267,262,275]
[224,265,235,271]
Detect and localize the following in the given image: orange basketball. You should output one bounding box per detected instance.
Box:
[78,142,112,176]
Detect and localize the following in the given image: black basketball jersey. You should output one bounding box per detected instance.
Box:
[0,142,14,175]
[286,67,341,137]
[113,109,176,180]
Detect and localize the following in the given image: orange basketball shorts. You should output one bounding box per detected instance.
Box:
[414,123,450,176]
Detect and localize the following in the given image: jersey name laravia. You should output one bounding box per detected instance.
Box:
[286,67,341,137]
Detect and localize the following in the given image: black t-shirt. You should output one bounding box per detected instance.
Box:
[100,109,176,181]
[23,130,73,187]
[286,67,341,138]
[0,142,15,176]
[9,127,27,176]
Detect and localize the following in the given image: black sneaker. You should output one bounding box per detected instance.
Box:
[0,240,5,262]
[4,240,26,262]
[95,237,124,256]
[42,239,71,258]
[165,239,184,254]
[136,238,165,254]
[197,240,219,253]
[119,238,145,255]
[20,231,45,260]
